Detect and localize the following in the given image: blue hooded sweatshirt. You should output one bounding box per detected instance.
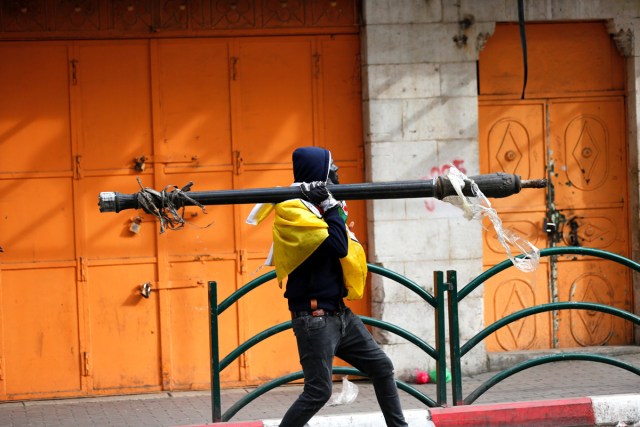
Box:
[285,147,349,311]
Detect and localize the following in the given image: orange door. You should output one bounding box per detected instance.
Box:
[231,36,314,382]
[480,102,551,350]
[0,32,364,399]
[76,40,162,393]
[0,42,83,398]
[479,23,631,351]
[549,98,631,347]
[153,38,240,389]
[232,35,366,382]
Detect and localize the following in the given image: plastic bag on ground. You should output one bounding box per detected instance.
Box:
[327,376,359,406]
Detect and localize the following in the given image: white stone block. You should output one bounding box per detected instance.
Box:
[444,148,478,180]
[437,139,479,175]
[365,23,474,65]
[367,199,406,222]
[406,198,481,221]
[633,18,640,58]
[499,0,551,21]
[442,0,508,23]
[407,259,482,298]
[372,262,438,305]
[441,260,484,287]
[402,97,478,141]
[406,197,463,220]
[365,100,404,142]
[440,62,477,97]
[448,218,482,259]
[403,260,449,295]
[456,293,484,340]
[370,218,452,262]
[368,140,439,182]
[549,0,612,20]
[366,63,440,100]
[370,263,415,304]
[373,300,437,345]
[362,24,416,65]
[460,341,488,375]
[363,0,442,25]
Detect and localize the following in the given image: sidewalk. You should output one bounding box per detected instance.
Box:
[0,348,638,427]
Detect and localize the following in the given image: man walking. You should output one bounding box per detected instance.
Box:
[270,146,408,427]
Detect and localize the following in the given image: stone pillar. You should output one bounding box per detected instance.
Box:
[361,0,493,377]
[609,16,640,343]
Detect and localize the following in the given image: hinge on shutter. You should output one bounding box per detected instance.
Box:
[238,249,246,274]
[313,53,321,79]
[230,56,239,80]
[78,257,88,282]
[233,150,243,175]
[240,353,249,369]
[70,59,78,85]
[82,352,90,376]
[75,155,82,179]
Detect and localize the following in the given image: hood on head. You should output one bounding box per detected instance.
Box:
[292,147,332,183]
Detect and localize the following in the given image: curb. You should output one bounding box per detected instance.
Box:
[428,397,594,427]
[179,410,433,427]
[262,409,433,427]
[179,394,640,427]
[428,394,640,426]
[591,394,640,426]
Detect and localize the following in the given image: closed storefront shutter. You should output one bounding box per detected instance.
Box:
[0,1,364,399]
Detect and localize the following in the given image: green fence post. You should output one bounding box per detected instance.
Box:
[208,281,222,423]
[446,270,463,405]
[434,271,447,406]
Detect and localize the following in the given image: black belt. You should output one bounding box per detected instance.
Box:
[291,308,339,319]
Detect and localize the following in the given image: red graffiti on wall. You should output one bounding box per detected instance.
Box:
[422,160,467,212]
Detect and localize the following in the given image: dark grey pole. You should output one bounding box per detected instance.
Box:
[98,172,546,213]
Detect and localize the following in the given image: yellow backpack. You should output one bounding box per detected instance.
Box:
[247,199,367,300]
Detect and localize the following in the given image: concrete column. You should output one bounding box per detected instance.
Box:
[361,0,490,377]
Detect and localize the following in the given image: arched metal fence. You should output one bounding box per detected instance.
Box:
[446,247,640,405]
[208,247,640,422]
[208,264,445,422]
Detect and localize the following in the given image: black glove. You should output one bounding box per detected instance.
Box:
[300,181,339,211]
[300,181,329,204]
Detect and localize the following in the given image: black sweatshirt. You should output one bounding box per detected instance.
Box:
[285,205,348,311]
[283,146,349,312]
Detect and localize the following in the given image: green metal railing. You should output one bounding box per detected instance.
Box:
[208,263,445,423]
[445,246,640,405]
[208,247,640,422]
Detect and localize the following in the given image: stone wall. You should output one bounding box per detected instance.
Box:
[360,0,640,377]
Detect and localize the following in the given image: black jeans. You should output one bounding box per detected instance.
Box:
[280,308,407,427]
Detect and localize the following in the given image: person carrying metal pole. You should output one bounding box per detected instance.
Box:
[249,146,408,427]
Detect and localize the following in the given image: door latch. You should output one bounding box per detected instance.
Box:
[545,210,567,244]
[567,217,581,246]
[544,222,557,235]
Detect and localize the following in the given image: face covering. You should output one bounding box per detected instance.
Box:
[328,162,339,184]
